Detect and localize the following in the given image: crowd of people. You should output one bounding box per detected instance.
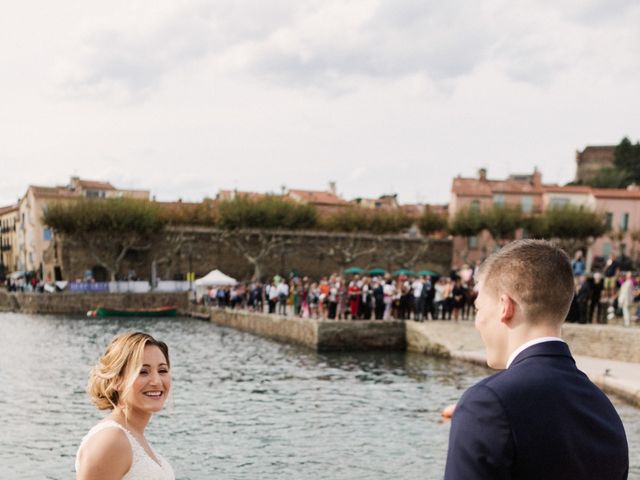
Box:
[568,251,639,326]
[202,265,481,321]
[202,250,640,327]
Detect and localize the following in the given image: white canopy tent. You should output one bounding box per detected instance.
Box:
[194,269,238,287]
[194,269,238,303]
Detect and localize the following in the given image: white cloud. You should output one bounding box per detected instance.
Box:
[1,0,640,207]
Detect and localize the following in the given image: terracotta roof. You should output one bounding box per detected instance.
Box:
[451,177,544,197]
[287,189,348,206]
[29,186,78,198]
[0,204,18,216]
[543,185,592,194]
[592,188,640,199]
[76,179,115,190]
[217,190,267,201]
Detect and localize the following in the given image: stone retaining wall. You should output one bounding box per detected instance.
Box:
[207,308,406,351]
[10,292,190,315]
[209,308,318,349]
[406,320,640,364]
[0,290,14,311]
[561,324,640,363]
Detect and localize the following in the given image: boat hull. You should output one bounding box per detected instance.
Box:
[91,306,178,318]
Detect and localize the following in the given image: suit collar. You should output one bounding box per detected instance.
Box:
[509,340,574,368]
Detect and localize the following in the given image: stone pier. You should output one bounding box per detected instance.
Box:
[203,307,406,352]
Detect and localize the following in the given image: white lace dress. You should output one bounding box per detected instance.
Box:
[75,420,175,479]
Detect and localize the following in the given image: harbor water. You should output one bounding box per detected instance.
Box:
[0,313,638,479]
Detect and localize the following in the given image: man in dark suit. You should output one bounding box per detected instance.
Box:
[444,239,628,479]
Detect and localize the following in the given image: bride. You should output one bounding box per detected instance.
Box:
[76,332,175,479]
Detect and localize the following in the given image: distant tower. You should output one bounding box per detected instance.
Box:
[575,146,615,183]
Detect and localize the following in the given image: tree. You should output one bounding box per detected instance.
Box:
[614,137,640,184]
[527,205,607,254]
[584,167,628,188]
[319,234,381,270]
[448,207,485,237]
[217,195,317,230]
[43,198,165,281]
[319,208,413,234]
[480,205,524,245]
[216,196,317,280]
[418,207,448,236]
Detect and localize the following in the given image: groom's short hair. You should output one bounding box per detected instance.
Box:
[477,239,574,324]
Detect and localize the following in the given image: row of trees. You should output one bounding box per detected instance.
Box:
[42,197,436,281]
[43,196,610,281]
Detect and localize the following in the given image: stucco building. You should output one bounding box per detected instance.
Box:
[15,177,149,281]
[450,166,640,270]
[0,204,19,278]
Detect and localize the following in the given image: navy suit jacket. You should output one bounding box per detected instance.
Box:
[444,341,628,479]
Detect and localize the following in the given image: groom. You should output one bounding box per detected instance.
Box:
[444,239,628,479]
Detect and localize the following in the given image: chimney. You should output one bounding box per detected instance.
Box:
[69,176,80,191]
[532,167,542,188]
[478,168,487,182]
[328,181,337,195]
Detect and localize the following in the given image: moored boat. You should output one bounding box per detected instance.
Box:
[87,306,178,318]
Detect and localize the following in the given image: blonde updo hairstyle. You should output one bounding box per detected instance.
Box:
[87,332,170,411]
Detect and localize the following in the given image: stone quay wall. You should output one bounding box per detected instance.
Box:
[56,227,452,283]
[10,292,189,315]
[406,321,640,364]
[561,323,640,363]
[205,308,406,352]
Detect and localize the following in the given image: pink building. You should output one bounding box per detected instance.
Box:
[449,168,544,267]
[450,167,640,270]
[591,188,640,265]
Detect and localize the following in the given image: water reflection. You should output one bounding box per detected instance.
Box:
[0,313,637,479]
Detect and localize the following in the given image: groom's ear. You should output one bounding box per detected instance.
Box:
[499,294,516,325]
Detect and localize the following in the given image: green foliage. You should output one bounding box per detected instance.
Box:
[217,196,317,230]
[614,137,640,183]
[448,207,485,237]
[528,205,607,241]
[43,198,165,234]
[481,205,524,240]
[585,167,628,188]
[160,199,218,226]
[417,207,448,235]
[320,208,414,234]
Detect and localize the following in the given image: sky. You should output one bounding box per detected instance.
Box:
[2,0,640,207]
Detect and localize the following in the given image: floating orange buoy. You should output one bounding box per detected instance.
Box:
[441,403,456,418]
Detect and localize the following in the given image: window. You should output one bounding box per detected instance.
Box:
[470,200,480,211]
[521,196,533,213]
[549,197,569,208]
[621,213,629,232]
[603,242,612,259]
[468,235,478,249]
[606,212,613,231]
[493,194,505,206]
[620,243,627,257]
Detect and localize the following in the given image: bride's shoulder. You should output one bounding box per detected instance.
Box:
[77,423,132,478]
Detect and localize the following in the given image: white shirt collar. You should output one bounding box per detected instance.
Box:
[506,337,565,369]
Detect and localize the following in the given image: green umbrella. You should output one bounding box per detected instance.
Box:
[392,269,416,277]
[418,270,439,277]
[344,267,364,274]
[368,268,386,276]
